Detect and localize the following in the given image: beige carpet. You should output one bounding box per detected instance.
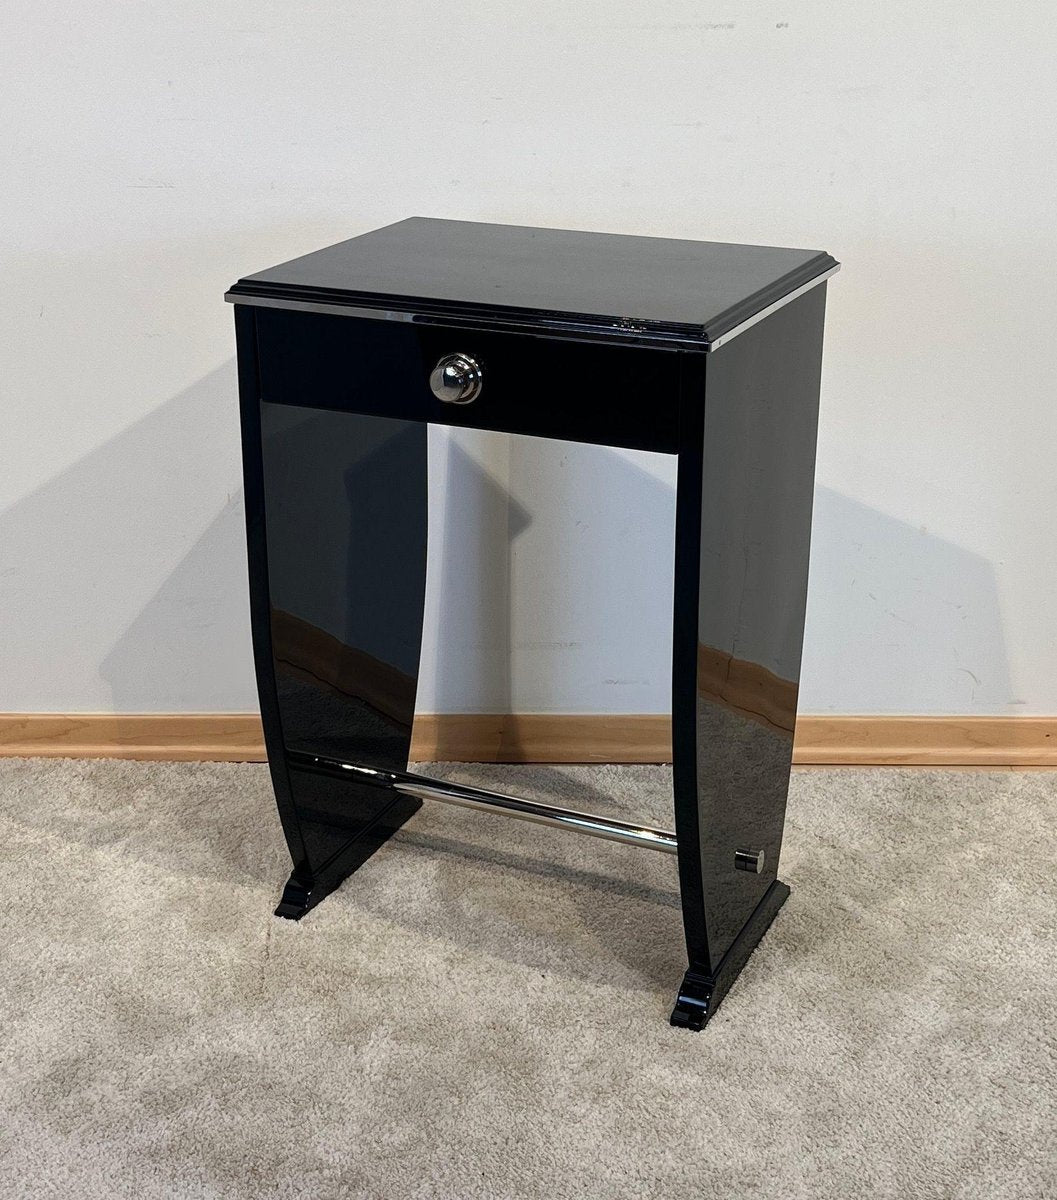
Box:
[0,759,1054,1199]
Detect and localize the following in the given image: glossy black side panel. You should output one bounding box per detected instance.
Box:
[235,306,308,875]
[259,401,427,903]
[259,401,427,765]
[672,286,826,1019]
[237,304,427,917]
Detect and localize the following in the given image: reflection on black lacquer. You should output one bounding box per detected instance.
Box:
[670,285,827,1027]
[260,402,428,887]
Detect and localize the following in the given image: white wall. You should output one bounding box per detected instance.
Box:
[3,0,1055,716]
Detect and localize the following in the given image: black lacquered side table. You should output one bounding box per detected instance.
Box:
[227,218,838,1029]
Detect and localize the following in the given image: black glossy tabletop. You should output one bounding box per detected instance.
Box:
[228,218,837,350]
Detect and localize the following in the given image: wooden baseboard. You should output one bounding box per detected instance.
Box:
[0,714,268,762]
[410,714,1057,766]
[792,715,1057,766]
[0,713,1055,767]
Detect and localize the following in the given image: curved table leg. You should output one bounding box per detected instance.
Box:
[236,307,427,919]
[670,288,827,1028]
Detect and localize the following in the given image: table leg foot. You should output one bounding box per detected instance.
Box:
[274,873,317,920]
[669,971,715,1031]
[272,792,423,921]
[669,880,791,1030]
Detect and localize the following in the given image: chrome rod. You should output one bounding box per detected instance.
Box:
[287,751,679,854]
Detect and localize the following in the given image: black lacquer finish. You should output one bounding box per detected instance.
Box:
[255,306,681,452]
[229,217,836,350]
[259,402,428,915]
[238,308,428,918]
[230,218,836,1026]
[669,881,792,1030]
[670,286,827,1025]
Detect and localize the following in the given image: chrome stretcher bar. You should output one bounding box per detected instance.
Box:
[286,749,679,854]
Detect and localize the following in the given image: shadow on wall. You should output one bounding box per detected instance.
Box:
[422,432,679,716]
[421,429,531,724]
[96,366,255,710]
[418,452,1012,717]
[0,360,257,712]
[801,487,1011,713]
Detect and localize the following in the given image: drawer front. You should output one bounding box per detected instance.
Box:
[253,307,680,454]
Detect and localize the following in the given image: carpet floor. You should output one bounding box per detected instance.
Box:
[0,759,1054,1199]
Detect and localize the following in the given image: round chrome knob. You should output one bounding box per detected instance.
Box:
[430,353,483,404]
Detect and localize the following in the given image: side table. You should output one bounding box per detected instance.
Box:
[227,218,838,1029]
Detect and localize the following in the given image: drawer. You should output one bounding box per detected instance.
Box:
[253,307,680,454]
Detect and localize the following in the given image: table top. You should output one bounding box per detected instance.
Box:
[227,218,838,350]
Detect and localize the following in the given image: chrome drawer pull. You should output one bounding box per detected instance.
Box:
[429,353,483,404]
